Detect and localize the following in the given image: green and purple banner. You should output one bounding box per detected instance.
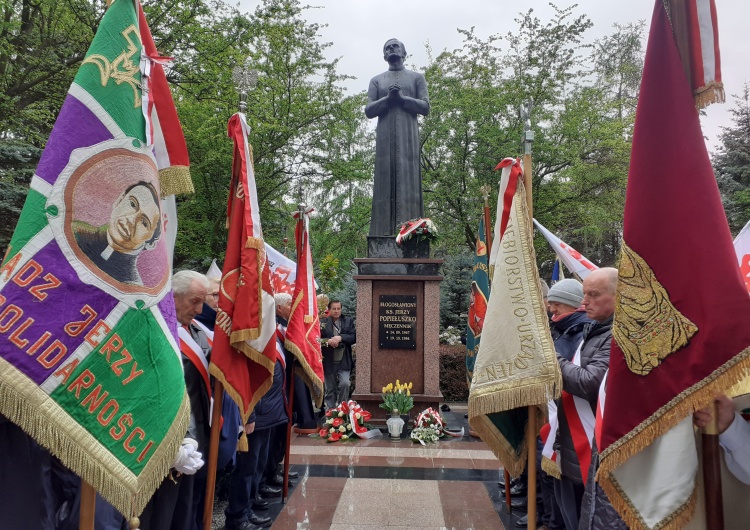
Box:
[0,0,188,516]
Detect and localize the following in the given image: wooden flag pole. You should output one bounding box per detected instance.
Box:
[79,481,96,530]
[202,380,225,530]
[702,402,725,530]
[282,357,297,503]
[522,100,538,530]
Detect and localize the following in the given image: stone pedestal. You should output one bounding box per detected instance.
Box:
[351,236,443,422]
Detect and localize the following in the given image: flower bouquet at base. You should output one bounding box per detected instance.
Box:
[316,400,381,442]
[395,218,438,245]
[380,380,414,416]
[410,407,464,445]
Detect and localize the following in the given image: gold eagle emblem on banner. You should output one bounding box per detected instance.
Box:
[613,242,698,376]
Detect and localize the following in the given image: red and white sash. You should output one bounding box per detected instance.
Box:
[179,323,214,425]
[594,370,607,451]
[541,400,561,478]
[560,341,596,485]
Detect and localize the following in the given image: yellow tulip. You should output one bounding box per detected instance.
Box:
[407,390,410,396]
[408,382,413,390]
[382,387,386,393]
[396,379,400,387]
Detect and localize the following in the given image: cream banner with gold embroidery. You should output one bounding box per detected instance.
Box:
[468,162,561,476]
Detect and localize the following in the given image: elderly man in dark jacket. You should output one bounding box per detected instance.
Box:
[320,300,356,410]
[553,268,617,530]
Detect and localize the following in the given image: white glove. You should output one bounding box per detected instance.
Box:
[172,438,204,475]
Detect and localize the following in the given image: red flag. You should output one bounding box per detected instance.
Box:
[597,2,750,528]
[137,4,192,196]
[209,113,277,422]
[284,208,325,406]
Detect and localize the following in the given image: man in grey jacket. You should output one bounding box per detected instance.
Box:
[554,268,617,530]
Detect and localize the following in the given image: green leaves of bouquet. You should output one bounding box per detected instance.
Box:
[380,380,414,415]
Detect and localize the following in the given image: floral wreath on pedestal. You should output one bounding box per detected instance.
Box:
[395,218,438,245]
[317,400,380,442]
[410,407,464,445]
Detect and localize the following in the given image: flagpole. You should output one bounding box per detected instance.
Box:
[78,481,96,530]
[282,358,296,503]
[283,204,307,503]
[522,100,537,530]
[702,403,725,530]
[202,381,225,530]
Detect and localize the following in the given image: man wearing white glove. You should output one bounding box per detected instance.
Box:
[139,271,212,530]
[173,438,205,475]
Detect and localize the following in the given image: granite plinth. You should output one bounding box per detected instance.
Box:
[367,236,430,259]
[354,258,442,277]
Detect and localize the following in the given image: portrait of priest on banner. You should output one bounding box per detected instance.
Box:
[65,148,168,292]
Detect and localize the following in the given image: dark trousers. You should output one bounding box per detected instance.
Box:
[139,472,195,530]
[537,439,565,530]
[264,422,288,485]
[225,428,272,526]
[553,476,585,530]
[0,420,55,530]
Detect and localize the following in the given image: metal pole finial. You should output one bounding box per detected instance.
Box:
[232,58,259,113]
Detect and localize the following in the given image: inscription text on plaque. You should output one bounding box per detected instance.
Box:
[378,294,418,349]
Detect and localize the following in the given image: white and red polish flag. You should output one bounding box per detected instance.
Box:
[733,219,750,293]
[532,219,598,280]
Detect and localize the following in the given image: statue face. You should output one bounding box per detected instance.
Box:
[383,39,405,61]
[108,184,161,252]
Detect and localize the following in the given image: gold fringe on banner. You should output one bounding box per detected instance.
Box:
[694,81,725,110]
[209,363,273,425]
[0,357,190,516]
[158,166,193,197]
[598,347,750,530]
[541,456,562,479]
[283,338,325,408]
[237,432,249,452]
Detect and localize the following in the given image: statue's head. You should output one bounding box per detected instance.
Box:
[383,39,406,61]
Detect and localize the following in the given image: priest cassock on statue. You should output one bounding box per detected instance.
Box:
[365,38,430,237]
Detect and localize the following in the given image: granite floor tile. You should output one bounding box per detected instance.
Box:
[432,457,480,469]
[442,508,504,530]
[296,476,348,490]
[287,487,343,506]
[331,499,392,525]
[272,503,338,525]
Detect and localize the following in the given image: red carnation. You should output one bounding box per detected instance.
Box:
[319,428,328,437]
[332,417,343,428]
[328,432,341,442]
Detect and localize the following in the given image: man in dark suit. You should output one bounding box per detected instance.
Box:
[320,300,356,410]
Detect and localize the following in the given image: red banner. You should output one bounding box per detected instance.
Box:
[597,2,750,528]
[284,208,324,406]
[209,113,277,422]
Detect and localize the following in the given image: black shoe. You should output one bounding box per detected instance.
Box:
[248,513,272,527]
[515,514,528,528]
[258,484,282,497]
[270,474,295,488]
[501,482,527,497]
[252,498,269,511]
[223,521,254,530]
[510,497,527,510]
[288,470,299,479]
[441,404,451,412]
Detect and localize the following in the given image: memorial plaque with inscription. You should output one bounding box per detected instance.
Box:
[378,294,418,349]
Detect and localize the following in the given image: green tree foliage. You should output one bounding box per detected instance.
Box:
[307,93,375,266]
[0,0,103,144]
[439,251,473,330]
[173,0,355,267]
[420,10,643,273]
[714,83,750,234]
[0,139,41,251]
